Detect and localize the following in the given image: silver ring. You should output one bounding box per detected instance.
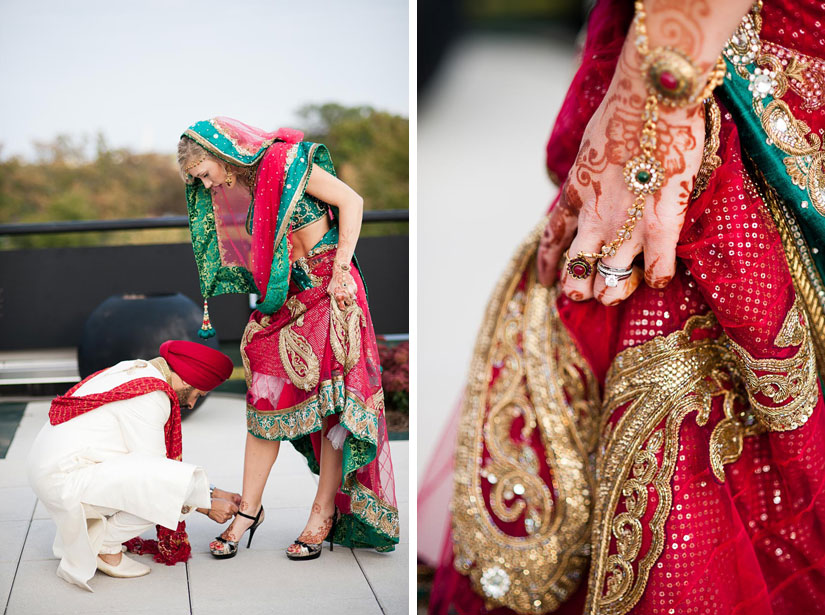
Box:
[597,261,633,288]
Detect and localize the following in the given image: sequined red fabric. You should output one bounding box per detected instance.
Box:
[427,0,825,613]
[244,249,398,547]
[49,372,192,565]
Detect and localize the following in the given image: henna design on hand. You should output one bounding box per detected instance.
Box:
[647,0,710,60]
[574,140,610,187]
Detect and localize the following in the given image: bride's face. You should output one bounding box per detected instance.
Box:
[189,158,227,189]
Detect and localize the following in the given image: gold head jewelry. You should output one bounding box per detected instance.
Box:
[184,154,207,174]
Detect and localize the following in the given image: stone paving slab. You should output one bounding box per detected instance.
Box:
[0,521,29,564]
[7,557,191,615]
[355,542,410,615]
[187,548,383,614]
[0,562,16,614]
[19,519,57,562]
[0,487,36,522]
[0,396,409,614]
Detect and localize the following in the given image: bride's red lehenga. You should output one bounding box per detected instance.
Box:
[420,1,825,614]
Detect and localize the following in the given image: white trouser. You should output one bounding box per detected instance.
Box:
[87,473,205,555]
[86,506,155,555]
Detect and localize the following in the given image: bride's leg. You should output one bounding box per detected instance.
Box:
[216,433,279,542]
[287,417,343,552]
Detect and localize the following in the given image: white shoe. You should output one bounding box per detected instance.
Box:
[96,554,151,578]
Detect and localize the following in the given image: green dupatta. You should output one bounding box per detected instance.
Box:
[182,119,336,335]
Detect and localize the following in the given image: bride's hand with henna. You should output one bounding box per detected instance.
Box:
[537,71,706,306]
[537,0,758,303]
[327,263,356,310]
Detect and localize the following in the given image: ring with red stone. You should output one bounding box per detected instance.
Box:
[565,251,596,280]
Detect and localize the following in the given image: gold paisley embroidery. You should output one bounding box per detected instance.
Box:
[278,297,320,391]
[725,9,825,216]
[240,315,270,389]
[452,220,600,615]
[761,100,821,156]
[708,387,760,482]
[762,40,825,111]
[749,167,825,372]
[586,313,739,615]
[723,298,818,431]
[691,98,722,200]
[330,300,366,375]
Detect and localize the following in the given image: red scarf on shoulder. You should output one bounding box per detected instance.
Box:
[49,370,191,565]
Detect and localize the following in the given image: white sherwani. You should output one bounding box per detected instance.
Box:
[27,360,210,590]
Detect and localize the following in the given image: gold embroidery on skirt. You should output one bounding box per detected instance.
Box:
[586,313,739,615]
[240,315,270,389]
[749,167,825,373]
[278,297,320,391]
[708,388,759,482]
[330,299,366,375]
[723,297,818,431]
[451,219,600,614]
[690,98,722,200]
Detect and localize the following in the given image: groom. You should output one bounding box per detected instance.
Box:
[28,340,240,590]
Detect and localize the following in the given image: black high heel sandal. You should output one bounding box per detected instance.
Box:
[286,509,339,561]
[209,506,264,559]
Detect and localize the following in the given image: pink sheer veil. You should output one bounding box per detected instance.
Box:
[200,117,303,294]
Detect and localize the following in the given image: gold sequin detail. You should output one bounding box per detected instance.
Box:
[240,315,270,389]
[691,98,722,200]
[727,9,825,216]
[451,220,599,614]
[587,313,738,615]
[330,300,366,375]
[750,166,825,372]
[278,297,320,391]
[723,298,818,431]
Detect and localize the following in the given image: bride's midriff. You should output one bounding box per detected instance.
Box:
[290,216,332,261]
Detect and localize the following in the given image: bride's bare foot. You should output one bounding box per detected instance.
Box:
[286,501,335,555]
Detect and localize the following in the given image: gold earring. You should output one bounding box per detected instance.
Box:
[225,168,234,188]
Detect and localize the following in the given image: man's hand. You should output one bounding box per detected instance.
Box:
[206,498,239,523]
[211,487,242,506]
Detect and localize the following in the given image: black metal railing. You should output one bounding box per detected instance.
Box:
[0,209,408,236]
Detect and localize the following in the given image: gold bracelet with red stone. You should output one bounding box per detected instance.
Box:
[565,1,725,282]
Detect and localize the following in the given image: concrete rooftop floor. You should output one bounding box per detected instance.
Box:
[0,393,409,615]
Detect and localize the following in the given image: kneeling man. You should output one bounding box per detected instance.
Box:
[28,340,238,590]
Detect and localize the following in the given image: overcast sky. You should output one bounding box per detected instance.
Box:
[0,0,409,159]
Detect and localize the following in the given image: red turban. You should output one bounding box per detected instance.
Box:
[159,340,234,391]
